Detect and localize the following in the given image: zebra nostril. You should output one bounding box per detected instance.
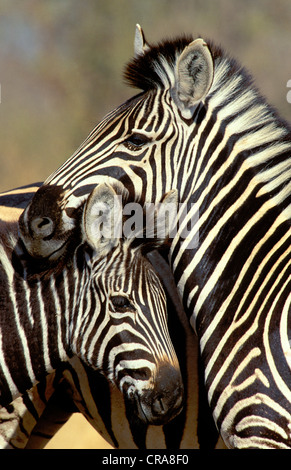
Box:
[31,217,54,238]
[152,396,166,414]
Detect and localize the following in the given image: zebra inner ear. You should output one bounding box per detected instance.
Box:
[174,38,214,115]
[82,183,121,255]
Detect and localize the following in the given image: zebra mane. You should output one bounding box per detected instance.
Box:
[124,35,194,90]
[124,34,291,152]
[124,35,246,91]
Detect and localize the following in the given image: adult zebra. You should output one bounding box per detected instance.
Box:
[19,27,290,448]
[0,183,184,434]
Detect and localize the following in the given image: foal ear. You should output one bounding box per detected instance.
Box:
[134,24,150,57]
[174,38,214,115]
[82,184,121,255]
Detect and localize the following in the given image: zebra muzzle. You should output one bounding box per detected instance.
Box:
[133,364,184,425]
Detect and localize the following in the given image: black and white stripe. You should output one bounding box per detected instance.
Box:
[0,186,202,449]
[18,27,291,448]
[0,184,183,430]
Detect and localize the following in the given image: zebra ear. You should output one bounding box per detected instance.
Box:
[174,39,214,115]
[134,24,150,58]
[82,184,121,255]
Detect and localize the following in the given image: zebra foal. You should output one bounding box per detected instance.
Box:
[0,183,183,428]
[0,184,202,449]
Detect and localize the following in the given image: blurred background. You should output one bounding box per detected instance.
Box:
[0,0,290,192]
[0,0,290,449]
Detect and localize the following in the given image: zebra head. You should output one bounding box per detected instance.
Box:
[19,25,214,260]
[71,183,183,425]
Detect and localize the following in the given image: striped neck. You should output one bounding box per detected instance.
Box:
[168,54,291,331]
[0,235,78,407]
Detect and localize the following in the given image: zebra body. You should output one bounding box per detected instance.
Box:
[0,183,183,428]
[18,27,291,448]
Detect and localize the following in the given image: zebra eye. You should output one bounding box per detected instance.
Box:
[123,133,151,151]
[111,295,134,311]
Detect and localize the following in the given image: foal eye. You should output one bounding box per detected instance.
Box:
[111,295,133,311]
[123,133,151,151]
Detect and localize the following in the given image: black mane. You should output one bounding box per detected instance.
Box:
[123,34,291,135]
[124,35,194,91]
[123,34,245,94]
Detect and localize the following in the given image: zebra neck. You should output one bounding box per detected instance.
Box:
[171,154,290,330]
[0,239,74,407]
[170,67,291,335]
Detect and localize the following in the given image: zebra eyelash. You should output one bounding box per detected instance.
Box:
[110,294,135,312]
[123,133,152,151]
